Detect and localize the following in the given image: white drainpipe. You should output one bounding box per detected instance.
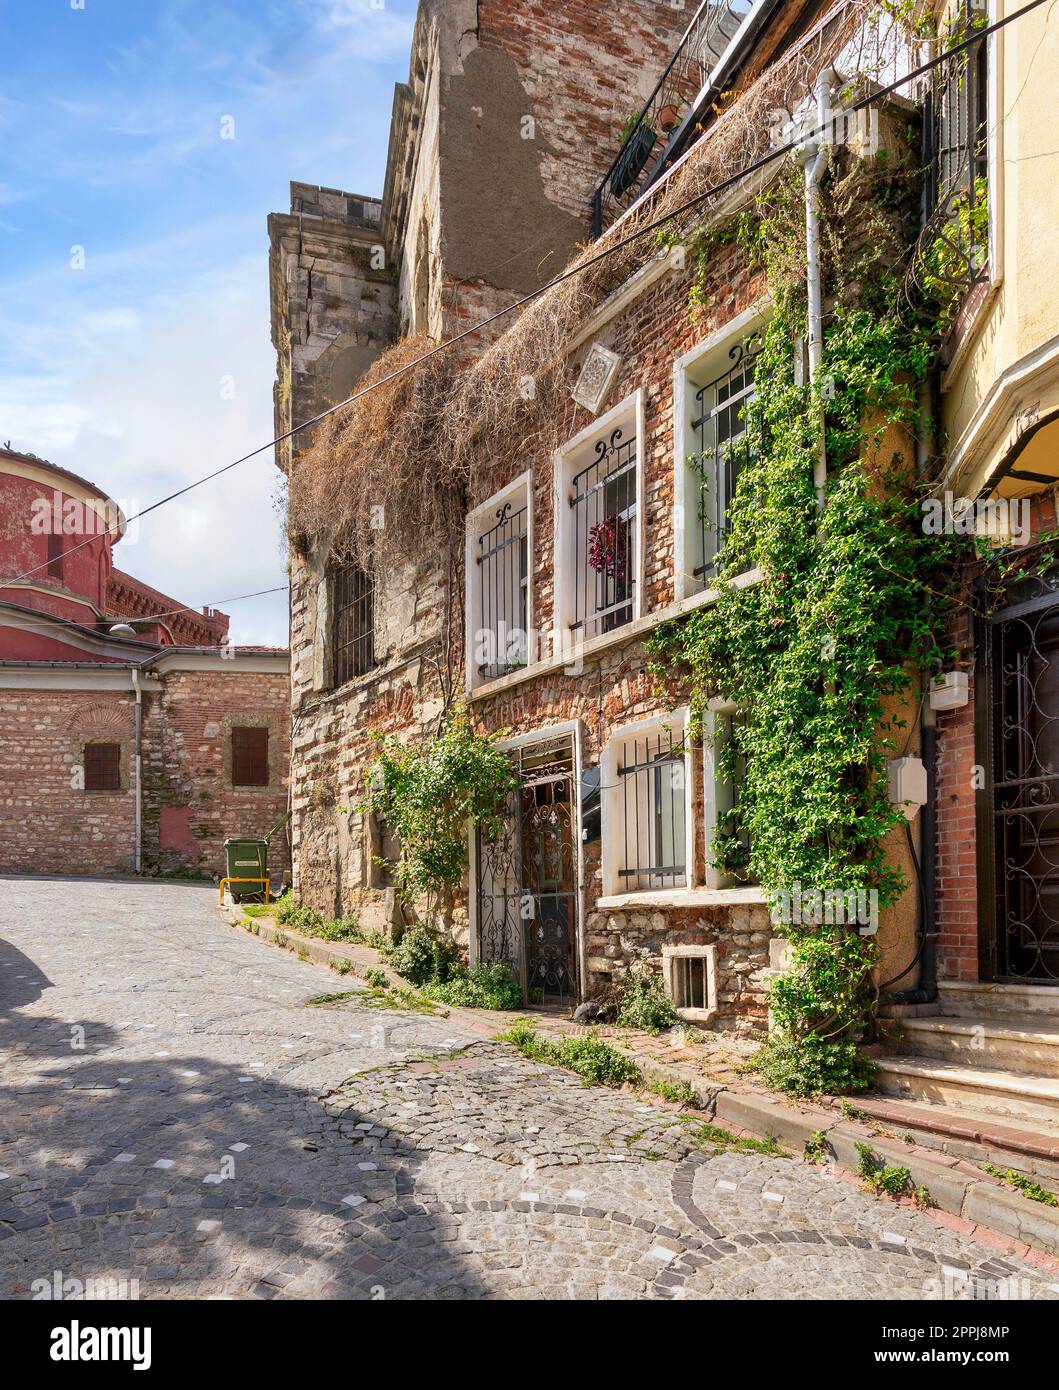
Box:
[803,67,837,509]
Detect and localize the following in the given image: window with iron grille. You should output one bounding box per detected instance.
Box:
[914,7,989,304]
[559,400,640,645]
[663,944,717,1023]
[332,563,375,686]
[47,531,65,582]
[468,479,530,686]
[601,715,690,896]
[231,726,269,787]
[684,331,761,587]
[84,742,121,792]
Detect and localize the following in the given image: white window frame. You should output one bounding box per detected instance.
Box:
[464,471,533,694]
[702,698,752,891]
[673,302,770,601]
[599,707,694,900]
[553,389,645,661]
[662,943,718,1026]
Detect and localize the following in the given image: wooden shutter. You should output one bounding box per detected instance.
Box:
[232,727,269,787]
[84,742,121,791]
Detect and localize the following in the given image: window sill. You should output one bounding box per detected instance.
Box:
[595,886,766,911]
[468,568,763,702]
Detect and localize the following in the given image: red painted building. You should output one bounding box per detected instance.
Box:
[0,446,291,881]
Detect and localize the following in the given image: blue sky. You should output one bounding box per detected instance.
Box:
[0,0,418,645]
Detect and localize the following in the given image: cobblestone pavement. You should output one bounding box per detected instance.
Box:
[2,876,1058,1301]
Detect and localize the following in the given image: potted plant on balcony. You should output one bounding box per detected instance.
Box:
[657,96,685,135]
[610,113,657,199]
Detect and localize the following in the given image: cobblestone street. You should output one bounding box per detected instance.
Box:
[1,876,1057,1301]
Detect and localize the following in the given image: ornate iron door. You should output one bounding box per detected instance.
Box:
[475,733,578,1005]
[984,566,1059,982]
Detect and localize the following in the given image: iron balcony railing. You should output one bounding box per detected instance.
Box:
[475,500,529,680]
[691,332,761,581]
[591,0,762,235]
[617,727,688,892]
[569,427,637,640]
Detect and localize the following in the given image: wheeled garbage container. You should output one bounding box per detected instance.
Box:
[223,837,269,901]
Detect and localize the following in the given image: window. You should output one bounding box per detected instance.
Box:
[466,475,530,688]
[232,726,269,787]
[703,703,754,889]
[84,742,120,792]
[332,563,375,686]
[917,11,990,304]
[663,945,717,1024]
[600,712,692,897]
[47,532,65,582]
[369,814,402,888]
[556,393,642,649]
[675,316,765,597]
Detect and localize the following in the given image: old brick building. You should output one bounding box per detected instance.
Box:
[270,0,893,1029]
[270,0,1059,1148]
[0,445,290,880]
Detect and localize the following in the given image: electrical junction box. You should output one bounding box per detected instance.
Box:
[929,671,969,710]
[888,756,928,820]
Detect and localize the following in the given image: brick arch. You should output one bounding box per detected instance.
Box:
[61,701,130,738]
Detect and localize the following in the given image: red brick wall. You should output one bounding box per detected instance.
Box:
[0,668,290,880]
[142,669,290,879]
[0,689,137,875]
[934,487,1059,981]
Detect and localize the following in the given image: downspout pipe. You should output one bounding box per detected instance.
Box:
[131,668,143,874]
[802,67,837,509]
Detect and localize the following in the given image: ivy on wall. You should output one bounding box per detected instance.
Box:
[359,707,516,926]
[648,154,968,1095]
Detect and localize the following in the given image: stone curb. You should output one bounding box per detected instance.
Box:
[219,901,1059,1266]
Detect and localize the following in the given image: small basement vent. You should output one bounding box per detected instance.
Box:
[662,944,717,1025]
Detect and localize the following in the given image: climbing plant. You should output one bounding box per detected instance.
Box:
[359,706,516,924]
[647,153,969,1095]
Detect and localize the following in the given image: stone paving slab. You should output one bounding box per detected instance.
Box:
[3,876,1059,1300]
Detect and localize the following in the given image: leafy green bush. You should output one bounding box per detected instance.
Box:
[387,923,461,987]
[364,966,389,988]
[752,1031,877,1098]
[500,1020,641,1088]
[615,958,677,1033]
[856,1142,916,1199]
[360,707,516,908]
[273,894,362,943]
[423,963,523,1011]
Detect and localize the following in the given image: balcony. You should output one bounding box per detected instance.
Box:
[591,0,778,236]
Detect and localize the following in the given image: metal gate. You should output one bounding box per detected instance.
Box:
[981,558,1059,982]
[475,732,579,1005]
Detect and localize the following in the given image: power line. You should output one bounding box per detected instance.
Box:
[122,584,290,628]
[1,0,1047,596]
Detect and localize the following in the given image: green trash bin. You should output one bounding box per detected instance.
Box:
[224,837,269,901]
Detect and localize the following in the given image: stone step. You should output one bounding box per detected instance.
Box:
[874,1056,1059,1132]
[892,1016,1059,1077]
[938,980,1059,1021]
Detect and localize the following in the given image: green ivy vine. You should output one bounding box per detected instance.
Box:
[359,707,516,925]
[647,155,968,1095]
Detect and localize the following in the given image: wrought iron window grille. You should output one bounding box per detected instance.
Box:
[615,727,689,891]
[569,426,637,639]
[332,562,376,687]
[475,499,529,681]
[690,333,761,582]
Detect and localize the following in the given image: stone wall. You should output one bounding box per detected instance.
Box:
[0,666,290,881]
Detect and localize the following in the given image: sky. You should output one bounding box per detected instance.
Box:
[0,0,418,646]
